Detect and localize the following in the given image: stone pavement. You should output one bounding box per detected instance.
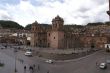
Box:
[0,50,31,73]
[0,46,49,73]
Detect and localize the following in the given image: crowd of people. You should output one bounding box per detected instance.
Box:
[23,64,49,73]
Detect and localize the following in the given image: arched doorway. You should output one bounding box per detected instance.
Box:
[27,41,30,45]
[91,43,95,50]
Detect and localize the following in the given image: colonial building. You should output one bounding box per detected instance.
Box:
[0,27,30,45]
[31,21,49,47]
[30,15,109,49]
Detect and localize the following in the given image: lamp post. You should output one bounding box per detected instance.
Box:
[14,48,17,73]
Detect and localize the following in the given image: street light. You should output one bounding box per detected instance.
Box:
[14,48,18,73]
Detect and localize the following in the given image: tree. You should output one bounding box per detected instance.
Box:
[0,20,24,29]
[87,22,104,26]
[105,21,110,25]
[25,24,32,30]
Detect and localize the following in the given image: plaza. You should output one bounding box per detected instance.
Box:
[0,44,110,73]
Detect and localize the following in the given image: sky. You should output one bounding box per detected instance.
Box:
[0,0,109,27]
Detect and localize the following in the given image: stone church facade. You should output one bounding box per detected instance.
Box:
[30,15,109,49]
[31,15,65,49]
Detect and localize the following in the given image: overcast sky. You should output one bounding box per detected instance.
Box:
[0,0,109,26]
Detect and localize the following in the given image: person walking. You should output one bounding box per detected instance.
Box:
[21,59,24,64]
[33,64,36,72]
[29,66,34,73]
[33,64,35,69]
[96,62,98,66]
[29,66,32,73]
[33,64,35,68]
[24,66,26,73]
[29,66,31,70]
[38,64,40,71]
[31,67,34,73]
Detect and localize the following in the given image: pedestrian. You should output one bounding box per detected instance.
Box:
[29,66,31,70]
[22,59,23,63]
[38,64,40,71]
[24,66,26,70]
[33,64,35,68]
[21,59,24,64]
[31,67,34,73]
[24,66,26,73]
[29,66,34,73]
[29,66,32,73]
[33,64,36,71]
[96,62,98,66]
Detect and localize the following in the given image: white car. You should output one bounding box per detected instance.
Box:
[45,60,53,63]
[24,51,32,56]
[1,46,5,49]
[99,63,107,69]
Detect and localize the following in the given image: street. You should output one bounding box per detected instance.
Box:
[0,45,110,73]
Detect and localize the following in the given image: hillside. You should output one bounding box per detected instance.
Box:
[0,20,24,29]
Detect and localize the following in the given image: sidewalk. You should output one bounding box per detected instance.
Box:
[0,50,30,73]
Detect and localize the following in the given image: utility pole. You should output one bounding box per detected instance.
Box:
[14,48,18,73]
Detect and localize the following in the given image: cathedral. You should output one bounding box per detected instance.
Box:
[30,15,109,49]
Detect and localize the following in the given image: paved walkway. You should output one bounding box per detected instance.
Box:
[0,49,31,73]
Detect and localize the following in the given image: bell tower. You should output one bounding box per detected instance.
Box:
[31,21,39,47]
[49,15,64,49]
[52,15,64,31]
[31,21,38,32]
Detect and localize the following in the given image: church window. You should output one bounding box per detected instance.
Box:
[36,43,37,46]
[48,43,50,47]
[49,33,50,36]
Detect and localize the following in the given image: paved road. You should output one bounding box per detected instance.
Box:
[0,45,110,73]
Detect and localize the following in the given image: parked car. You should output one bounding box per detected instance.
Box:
[24,51,32,56]
[45,60,53,64]
[99,63,107,69]
[1,46,5,49]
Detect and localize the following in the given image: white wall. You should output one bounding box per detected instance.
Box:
[105,44,110,48]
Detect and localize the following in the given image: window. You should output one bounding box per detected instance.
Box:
[48,43,50,47]
[49,33,50,36]
[54,37,55,39]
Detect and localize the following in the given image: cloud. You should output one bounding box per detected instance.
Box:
[0,0,20,5]
[93,0,107,5]
[0,9,12,20]
[0,0,109,26]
